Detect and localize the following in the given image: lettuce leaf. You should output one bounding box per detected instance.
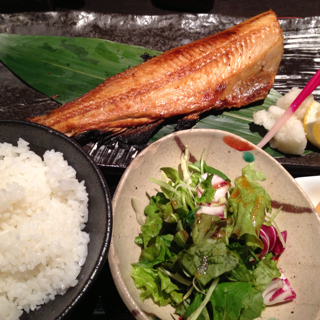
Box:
[210,282,263,320]
[210,282,252,320]
[160,167,181,184]
[174,230,189,248]
[150,192,180,223]
[131,266,183,306]
[239,287,264,320]
[141,204,163,247]
[179,239,239,286]
[137,235,175,266]
[227,258,254,283]
[191,214,225,244]
[252,253,281,292]
[228,163,271,249]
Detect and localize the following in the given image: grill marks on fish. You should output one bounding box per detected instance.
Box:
[29,10,283,142]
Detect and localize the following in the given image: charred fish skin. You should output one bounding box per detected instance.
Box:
[30,10,283,136]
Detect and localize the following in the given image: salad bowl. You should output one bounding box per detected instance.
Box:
[108,129,320,320]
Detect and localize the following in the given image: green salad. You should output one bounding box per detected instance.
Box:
[131,148,296,320]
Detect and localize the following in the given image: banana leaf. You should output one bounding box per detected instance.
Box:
[0,34,310,157]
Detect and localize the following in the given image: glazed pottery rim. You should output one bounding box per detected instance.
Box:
[109,128,318,320]
[0,119,113,319]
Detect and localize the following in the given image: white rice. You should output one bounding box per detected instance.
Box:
[0,138,90,320]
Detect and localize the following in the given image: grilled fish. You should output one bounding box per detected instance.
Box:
[29,10,283,137]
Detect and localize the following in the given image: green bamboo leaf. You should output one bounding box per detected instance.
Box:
[0,34,161,104]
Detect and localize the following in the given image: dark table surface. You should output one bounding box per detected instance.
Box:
[0,0,320,17]
[1,0,320,319]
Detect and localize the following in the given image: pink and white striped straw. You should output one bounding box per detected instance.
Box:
[257,69,320,149]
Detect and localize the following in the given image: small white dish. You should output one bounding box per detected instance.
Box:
[295,175,320,208]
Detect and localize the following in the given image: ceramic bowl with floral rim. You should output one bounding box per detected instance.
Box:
[108,129,320,320]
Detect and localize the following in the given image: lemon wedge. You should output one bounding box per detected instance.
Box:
[303,100,320,149]
[316,202,320,215]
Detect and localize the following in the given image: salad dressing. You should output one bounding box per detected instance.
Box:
[222,135,254,151]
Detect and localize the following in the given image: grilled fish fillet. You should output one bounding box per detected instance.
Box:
[30,10,283,136]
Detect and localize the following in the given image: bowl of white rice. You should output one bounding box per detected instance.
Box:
[0,120,112,320]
